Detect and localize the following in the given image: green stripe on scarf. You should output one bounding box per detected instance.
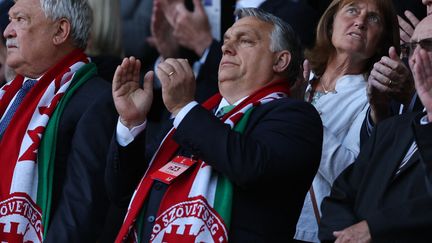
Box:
[37,63,97,238]
[135,108,255,242]
[213,108,253,229]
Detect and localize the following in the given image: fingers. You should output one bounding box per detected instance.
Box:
[112,63,124,93]
[412,50,432,86]
[388,46,399,61]
[404,10,420,28]
[157,58,191,86]
[192,0,205,16]
[143,70,154,92]
[113,57,139,92]
[398,15,414,44]
[303,59,311,81]
[398,11,419,45]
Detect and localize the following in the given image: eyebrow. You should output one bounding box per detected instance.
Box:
[223,27,260,41]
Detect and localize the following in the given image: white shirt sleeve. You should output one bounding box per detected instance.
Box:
[173,101,199,128]
[116,118,147,147]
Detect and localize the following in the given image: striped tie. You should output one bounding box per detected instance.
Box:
[0,79,37,139]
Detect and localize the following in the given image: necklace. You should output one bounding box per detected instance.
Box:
[321,81,332,94]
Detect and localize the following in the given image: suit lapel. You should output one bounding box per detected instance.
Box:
[394,150,420,179]
[380,123,416,188]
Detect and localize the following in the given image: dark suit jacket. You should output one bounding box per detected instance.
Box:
[44,77,118,242]
[107,97,323,242]
[319,112,432,243]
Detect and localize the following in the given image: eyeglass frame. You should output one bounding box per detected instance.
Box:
[401,38,432,58]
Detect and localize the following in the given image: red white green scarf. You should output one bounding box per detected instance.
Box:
[0,49,94,242]
[116,80,290,243]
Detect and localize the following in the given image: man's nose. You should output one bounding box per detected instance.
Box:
[221,41,235,55]
[3,21,15,40]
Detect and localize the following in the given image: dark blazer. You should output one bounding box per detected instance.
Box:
[44,77,118,242]
[319,112,432,243]
[107,97,323,242]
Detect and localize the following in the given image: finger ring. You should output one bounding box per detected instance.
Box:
[168,71,175,76]
[388,79,392,86]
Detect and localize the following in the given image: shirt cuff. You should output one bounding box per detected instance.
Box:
[116,118,147,147]
[173,101,199,128]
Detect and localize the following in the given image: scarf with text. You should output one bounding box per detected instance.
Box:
[116,80,290,243]
[0,49,92,242]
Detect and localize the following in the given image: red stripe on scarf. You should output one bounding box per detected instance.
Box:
[116,79,290,242]
[0,49,88,195]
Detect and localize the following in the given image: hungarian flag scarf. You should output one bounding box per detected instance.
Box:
[116,80,290,243]
[0,49,94,242]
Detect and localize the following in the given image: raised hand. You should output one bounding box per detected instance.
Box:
[367,46,414,123]
[112,57,154,129]
[290,59,310,100]
[156,58,196,116]
[398,11,420,45]
[148,0,180,58]
[410,49,432,121]
[172,0,213,56]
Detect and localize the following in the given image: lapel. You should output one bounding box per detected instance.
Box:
[393,150,420,180]
[394,116,420,180]
[379,121,416,189]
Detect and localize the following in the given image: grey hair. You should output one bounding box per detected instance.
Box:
[235,8,303,84]
[40,0,93,49]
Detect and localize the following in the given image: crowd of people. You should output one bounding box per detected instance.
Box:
[0,0,431,242]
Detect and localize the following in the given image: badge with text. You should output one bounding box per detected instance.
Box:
[151,156,197,184]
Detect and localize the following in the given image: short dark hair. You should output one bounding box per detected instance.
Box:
[235,8,303,85]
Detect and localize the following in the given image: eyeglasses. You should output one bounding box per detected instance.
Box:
[401,38,432,58]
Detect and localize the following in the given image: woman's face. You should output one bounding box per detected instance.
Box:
[331,1,384,61]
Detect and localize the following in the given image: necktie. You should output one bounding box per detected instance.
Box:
[215,104,235,118]
[0,79,37,139]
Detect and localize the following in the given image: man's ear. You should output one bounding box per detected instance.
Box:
[273,50,291,73]
[53,18,71,45]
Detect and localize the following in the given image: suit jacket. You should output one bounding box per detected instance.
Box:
[44,77,118,242]
[319,112,432,243]
[107,97,323,242]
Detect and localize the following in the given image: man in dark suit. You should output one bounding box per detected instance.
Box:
[319,14,432,243]
[107,8,323,242]
[0,0,116,242]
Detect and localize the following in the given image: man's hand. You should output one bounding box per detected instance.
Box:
[410,49,432,122]
[290,59,310,100]
[367,46,414,123]
[333,220,371,243]
[148,0,180,58]
[172,0,213,56]
[398,11,420,45]
[112,57,154,129]
[156,58,196,116]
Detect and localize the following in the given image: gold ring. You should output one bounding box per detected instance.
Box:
[168,71,175,76]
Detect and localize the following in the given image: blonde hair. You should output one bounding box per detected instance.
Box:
[86,0,123,57]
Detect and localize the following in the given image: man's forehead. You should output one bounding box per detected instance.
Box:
[224,17,271,38]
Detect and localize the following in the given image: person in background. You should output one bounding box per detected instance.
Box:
[0,0,14,87]
[0,0,117,241]
[86,0,123,82]
[294,0,400,242]
[107,8,323,242]
[360,0,431,145]
[319,14,432,243]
